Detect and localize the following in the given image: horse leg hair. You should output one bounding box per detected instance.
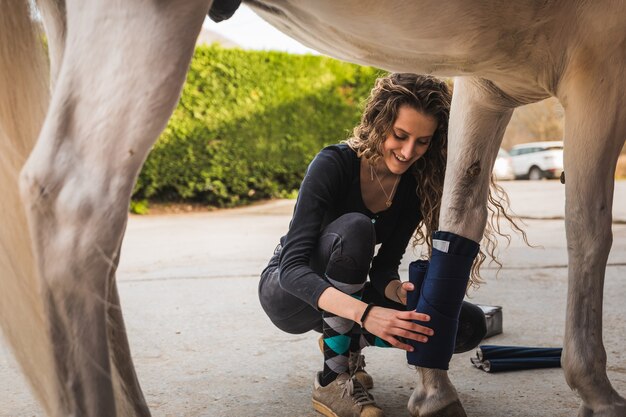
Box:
[558,57,626,417]
[408,76,516,417]
[18,1,211,415]
[107,261,151,417]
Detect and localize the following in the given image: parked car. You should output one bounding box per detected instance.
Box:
[493,148,515,180]
[508,141,564,180]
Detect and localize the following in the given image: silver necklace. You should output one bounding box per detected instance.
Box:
[370,164,400,208]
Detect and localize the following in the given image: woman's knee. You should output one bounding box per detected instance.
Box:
[315,213,376,289]
[335,212,375,241]
[326,213,376,258]
[325,257,372,290]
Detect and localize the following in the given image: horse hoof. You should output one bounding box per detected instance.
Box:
[408,400,468,417]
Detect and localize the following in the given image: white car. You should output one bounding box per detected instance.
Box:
[493,148,515,180]
[508,141,564,180]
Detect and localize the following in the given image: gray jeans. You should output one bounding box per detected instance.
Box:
[258,213,402,334]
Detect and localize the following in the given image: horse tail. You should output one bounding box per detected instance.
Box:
[0,2,60,415]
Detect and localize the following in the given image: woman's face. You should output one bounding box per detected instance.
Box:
[382,105,438,175]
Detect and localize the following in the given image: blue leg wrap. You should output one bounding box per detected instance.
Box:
[406,231,479,370]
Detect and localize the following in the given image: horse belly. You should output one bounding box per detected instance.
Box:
[246,0,550,77]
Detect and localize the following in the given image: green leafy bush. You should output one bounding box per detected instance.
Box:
[133,44,382,208]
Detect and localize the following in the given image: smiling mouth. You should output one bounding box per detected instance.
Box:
[393,152,409,162]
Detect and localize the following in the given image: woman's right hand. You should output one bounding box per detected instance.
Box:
[361,306,433,351]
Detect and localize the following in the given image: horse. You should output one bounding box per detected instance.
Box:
[1,0,625,416]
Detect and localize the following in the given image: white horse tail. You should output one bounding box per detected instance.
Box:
[0,2,59,415]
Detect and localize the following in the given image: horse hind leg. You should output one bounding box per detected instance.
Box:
[558,61,626,417]
[18,1,210,415]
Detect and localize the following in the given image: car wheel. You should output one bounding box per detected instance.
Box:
[528,166,543,180]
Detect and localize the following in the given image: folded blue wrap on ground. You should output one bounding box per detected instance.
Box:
[406,231,479,370]
[478,345,562,361]
[486,357,561,372]
[473,345,563,373]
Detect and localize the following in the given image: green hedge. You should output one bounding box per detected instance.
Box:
[133,44,382,208]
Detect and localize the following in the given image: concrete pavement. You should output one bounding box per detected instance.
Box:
[2,180,626,416]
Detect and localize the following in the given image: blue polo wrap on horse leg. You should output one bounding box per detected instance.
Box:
[407,231,480,369]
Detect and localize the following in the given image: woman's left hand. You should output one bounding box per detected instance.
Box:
[386,280,414,305]
[396,281,415,305]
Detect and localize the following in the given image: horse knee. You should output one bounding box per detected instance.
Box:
[20,161,125,291]
[19,157,58,210]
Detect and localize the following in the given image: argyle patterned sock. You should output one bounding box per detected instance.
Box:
[350,327,391,351]
[320,277,365,386]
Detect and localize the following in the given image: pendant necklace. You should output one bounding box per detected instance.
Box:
[370,164,400,208]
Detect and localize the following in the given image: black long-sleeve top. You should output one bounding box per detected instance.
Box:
[278,144,422,309]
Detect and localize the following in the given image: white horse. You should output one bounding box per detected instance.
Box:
[1,1,625,416]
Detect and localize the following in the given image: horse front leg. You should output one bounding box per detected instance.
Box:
[18,1,210,415]
[408,76,514,417]
[558,64,626,417]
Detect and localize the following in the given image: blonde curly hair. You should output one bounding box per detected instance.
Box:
[346,73,527,288]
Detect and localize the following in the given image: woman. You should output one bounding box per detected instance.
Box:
[259,73,458,417]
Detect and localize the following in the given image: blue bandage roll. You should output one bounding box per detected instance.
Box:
[407,260,429,310]
[407,231,479,370]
